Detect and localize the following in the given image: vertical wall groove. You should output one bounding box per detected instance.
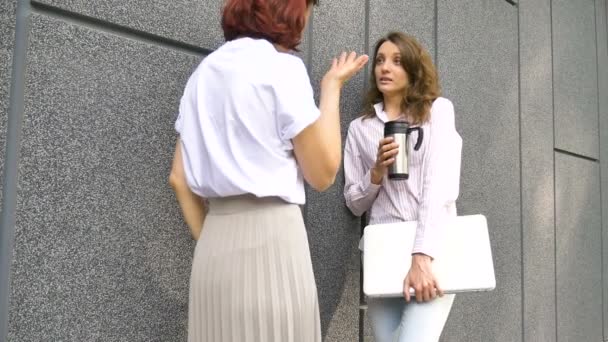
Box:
[360,3,370,341]
[599,0,608,339]
[0,0,31,339]
[517,1,524,340]
[549,0,558,339]
[363,0,370,91]
[434,0,438,66]
[595,0,605,339]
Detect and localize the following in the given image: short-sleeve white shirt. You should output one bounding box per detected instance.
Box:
[175,37,320,204]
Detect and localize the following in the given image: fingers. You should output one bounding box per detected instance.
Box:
[376,138,399,167]
[335,52,368,71]
[325,51,369,84]
[377,150,397,167]
[354,54,369,71]
[378,137,398,155]
[408,277,442,303]
[347,51,357,63]
[378,137,394,147]
[339,52,347,66]
[435,280,444,297]
[414,282,434,303]
[403,277,411,302]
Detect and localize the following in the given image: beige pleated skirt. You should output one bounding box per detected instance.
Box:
[188,195,321,342]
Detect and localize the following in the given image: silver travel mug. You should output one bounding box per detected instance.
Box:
[384,121,423,180]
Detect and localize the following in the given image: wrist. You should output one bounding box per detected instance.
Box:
[370,167,383,185]
[412,253,432,265]
[321,75,343,90]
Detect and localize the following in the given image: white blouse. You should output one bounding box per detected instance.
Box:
[175,38,320,204]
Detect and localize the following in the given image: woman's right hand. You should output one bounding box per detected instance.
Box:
[370,137,399,184]
[322,52,369,87]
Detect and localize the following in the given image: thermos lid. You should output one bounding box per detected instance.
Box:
[384,120,409,136]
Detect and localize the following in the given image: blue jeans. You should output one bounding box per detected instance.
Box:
[367,295,455,342]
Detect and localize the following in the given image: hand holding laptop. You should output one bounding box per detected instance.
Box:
[403,253,444,303]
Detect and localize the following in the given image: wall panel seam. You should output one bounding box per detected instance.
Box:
[30,1,209,56]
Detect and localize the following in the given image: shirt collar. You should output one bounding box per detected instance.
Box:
[373,102,390,123]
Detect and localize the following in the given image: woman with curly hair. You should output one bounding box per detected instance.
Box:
[344,32,462,342]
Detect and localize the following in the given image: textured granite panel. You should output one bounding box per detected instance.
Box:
[553,0,600,159]
[324,238,361,342]
[363,308,373,341]
[7,14,200,342]
[307,0,365,336]
[0,0,16,224]
[368,0,434,60]
[596,0,608,338]
[555,153,603,342]
[35,0,225,50]
[519,0,556,341]
[437,1,521,341]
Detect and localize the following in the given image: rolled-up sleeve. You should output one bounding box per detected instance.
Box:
[412,99,462,258]
[343,123,382,217]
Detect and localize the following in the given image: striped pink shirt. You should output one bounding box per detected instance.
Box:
[344,97,462,258]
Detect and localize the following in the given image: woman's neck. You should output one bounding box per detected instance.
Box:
[383,95,403,121]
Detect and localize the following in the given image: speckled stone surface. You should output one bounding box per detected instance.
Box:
[555,153,603,342]
[519,0,556,341]
[306,0,365,337]
[368,0,434,60]
[0,0,16,217]
[553,0,600,159]
[35,0,226,50]
[322,237,360,342]
[437,1,521,341]
[596,0,608,338]
[7,14,200,341]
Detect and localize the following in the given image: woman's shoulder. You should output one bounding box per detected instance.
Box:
[347,115,372,134]
[429,97,456,126]
[431,97,454,111]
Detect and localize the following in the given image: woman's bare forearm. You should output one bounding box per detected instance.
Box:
[169,139,207,240]
[173,185,206,240]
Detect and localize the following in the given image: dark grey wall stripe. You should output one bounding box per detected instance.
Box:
[363,0,370,91]
[302,10,313,227]
[30,1,210,56]
[595,0,604,339]
[306,11,313,71]
[359,4,371,341]
[359,3,371,341]
[0,0,31,340]
[517,2,524,341]
[434,0,438,66]
[550,0,558,340]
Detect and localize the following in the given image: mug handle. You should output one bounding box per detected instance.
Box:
[407,127,423,151]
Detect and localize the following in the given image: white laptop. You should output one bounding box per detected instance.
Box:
[362,214,496,298]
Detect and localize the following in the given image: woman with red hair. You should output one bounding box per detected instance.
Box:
[169,0,368,341]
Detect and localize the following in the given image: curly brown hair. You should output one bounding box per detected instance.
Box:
[363,32,440,124]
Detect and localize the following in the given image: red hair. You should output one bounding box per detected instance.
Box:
[221,0,318,51]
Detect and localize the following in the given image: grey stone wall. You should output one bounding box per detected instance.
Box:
[520,0,555,340]
[1,1,607,341]
[598,0,608,339]
[0,0,15,210]
[0,0,17,338]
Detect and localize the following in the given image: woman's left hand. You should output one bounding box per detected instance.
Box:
[403,253,444,303]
